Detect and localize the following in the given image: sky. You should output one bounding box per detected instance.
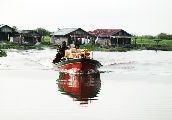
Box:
[0,0,172,35]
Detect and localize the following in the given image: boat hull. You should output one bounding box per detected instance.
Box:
[53,58,102,74]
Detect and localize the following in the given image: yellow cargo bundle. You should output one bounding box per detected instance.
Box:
[64,48,92,59]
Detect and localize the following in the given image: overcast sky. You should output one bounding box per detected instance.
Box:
[0,0,172,35]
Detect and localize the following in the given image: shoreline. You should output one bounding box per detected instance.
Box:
[1,41,172,58]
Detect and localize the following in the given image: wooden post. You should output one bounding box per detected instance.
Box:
[8,33,10,41]
[117,38,119,47]
[109,37,111,46]
[141,37,142,47]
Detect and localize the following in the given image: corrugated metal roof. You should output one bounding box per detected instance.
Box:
[0,24,14,33]
[51,28,79,36]
[22,30,34,34]
[0,24,6,28]
[20,30,41,36]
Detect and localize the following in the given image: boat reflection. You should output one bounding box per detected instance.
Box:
[57,72,101,105]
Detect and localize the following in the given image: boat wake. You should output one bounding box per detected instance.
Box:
[0,49,56,70]
[98,60,136,73]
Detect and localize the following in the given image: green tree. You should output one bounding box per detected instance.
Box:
[157,33,168,39]
[35,28,51,36]
[142,35,155,39]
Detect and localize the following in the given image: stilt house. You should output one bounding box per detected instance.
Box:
[89,29,132,47]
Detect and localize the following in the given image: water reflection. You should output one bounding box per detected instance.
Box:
[57,72,101,105]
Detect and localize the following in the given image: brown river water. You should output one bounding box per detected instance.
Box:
[0,49,172,120]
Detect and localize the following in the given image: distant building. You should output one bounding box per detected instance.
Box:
[13,30,41,45]
[50,28,95,46]
[89,29,132,47]
[0,24,14,41]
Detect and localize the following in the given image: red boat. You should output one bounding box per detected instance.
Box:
[57,72,101,104]
[53,48,102,74]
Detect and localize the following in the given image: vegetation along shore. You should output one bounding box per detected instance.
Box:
[0,49,7,57]
[0,25,172,58]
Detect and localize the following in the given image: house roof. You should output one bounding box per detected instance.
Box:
[0,24,14,33]
[51,28,80,36]
[89,29,122,37]
[22,30,35,34]
[0,24,13,29]
[20,30,41,37]
[0,24,5,28]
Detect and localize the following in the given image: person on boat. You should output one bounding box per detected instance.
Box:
[52,41,68,63]
[52,45,62,63]
[61,41,68,57]
[74,39,80,49]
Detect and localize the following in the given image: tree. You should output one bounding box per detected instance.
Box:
[35,28,51,36]
[12,26,18,32]
[142,35,155,39]
[157,33,169,39]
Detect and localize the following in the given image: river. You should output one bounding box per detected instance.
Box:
[0,49,172,120]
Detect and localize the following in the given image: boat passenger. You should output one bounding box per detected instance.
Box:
[60,41,68,57]
[52,41,68,63]
[74,39,80,49]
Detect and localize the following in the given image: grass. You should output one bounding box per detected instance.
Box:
[0,49,7,57]
[80,44,129,52]
[0,39,52,50]
[134,38,172,51]
[0,42,24,49]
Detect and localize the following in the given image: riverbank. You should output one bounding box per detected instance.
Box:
[80,38,172,51]
[1,38,172,55]
[0,42,47,50]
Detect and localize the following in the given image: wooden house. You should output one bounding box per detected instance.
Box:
[50,28,94,46]
[13,30,41,45]
[89,29,132,47]
[0,24,14,41]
